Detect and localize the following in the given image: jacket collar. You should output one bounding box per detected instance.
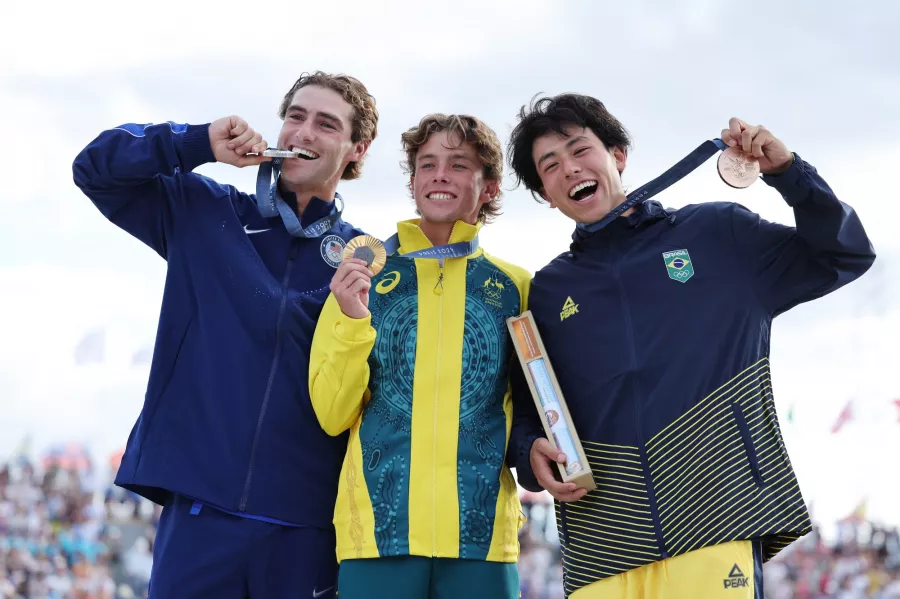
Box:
[395,218,483,256]
[571,200,673,252]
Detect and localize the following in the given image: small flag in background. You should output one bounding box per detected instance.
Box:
[73,329,105,365]
[131,344,153,366]
[830,400,853,434]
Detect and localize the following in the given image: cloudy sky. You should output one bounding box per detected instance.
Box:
[1,0,898,527]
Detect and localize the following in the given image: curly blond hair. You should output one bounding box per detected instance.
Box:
[401,114,503,224]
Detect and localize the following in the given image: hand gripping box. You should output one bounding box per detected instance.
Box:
[507,311,595,492]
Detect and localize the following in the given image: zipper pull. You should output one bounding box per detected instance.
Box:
[434,259,444,295]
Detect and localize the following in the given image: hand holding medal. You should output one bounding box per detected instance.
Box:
[342,235,387,275]
[330,236,387,320]
[717,117,794,188]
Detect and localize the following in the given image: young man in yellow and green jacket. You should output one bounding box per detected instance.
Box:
[309,114,531,599]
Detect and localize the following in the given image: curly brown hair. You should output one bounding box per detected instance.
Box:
[278,71,379,180]
[401,114,503,224]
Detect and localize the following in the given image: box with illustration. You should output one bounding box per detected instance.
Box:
[507,311,595,492]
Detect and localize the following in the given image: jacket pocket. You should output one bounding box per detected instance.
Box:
[731,403,765,488]
[139,311,196,446]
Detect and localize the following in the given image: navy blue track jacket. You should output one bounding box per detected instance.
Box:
[509,154,875,596]
[73,122,363,528]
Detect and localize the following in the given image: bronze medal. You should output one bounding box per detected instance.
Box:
[717,146,760,189]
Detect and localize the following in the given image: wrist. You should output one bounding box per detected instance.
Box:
[762,152,795,176]
[181,124,216,171]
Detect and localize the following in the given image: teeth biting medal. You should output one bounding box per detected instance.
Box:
[343,235,387,275]
[260,148,300,158]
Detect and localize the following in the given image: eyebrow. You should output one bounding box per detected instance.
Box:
[418,152,475,163]
[286,105,344,128]
[537,135,589,168]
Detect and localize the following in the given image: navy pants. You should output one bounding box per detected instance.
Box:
[149,494,337,598]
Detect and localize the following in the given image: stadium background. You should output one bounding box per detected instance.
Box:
[2,0,898,597]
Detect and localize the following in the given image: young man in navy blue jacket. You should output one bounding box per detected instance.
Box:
[505,94,875,599]
[72,71,378,599]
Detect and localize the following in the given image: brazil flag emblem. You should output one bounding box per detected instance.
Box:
[662,249,694,283]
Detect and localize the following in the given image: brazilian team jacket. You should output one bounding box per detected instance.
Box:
[72,122,363,527]
[509,155,875,596]
[309,219,531,563]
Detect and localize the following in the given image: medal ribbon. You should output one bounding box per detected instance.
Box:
[255,159,343,238]
[382,233,480,265]
[577,138,728,233]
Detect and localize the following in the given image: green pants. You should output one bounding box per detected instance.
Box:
[337,555,520,599]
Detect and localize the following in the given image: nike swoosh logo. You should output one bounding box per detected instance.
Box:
[312,587,334,598]
[244,224,272,235]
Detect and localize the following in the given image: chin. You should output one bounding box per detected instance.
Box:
[282,168,319,187]
[423,213,458,224]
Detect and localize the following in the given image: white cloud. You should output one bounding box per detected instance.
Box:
[1,0,566,77]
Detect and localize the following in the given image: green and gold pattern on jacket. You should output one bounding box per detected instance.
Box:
[358,255,521,560]
[457,257,519,559]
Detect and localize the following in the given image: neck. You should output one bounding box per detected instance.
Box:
[611,190,632,215]
[418,219,455,246]
[279,179,338,217]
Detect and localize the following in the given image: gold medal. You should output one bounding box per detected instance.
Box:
[342,235,387,275]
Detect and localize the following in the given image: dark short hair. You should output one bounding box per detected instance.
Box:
[278,71,378,180]
[508,93,632,202]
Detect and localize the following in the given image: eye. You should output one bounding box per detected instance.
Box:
[453,163,467,170]
[321,121,336,130]
[544,162,559,173]
[421,163,434,169]
[289,114,303,121]
[574,147,589,156]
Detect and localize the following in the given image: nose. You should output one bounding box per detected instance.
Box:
[562,156,581,178]
[432,164,451,183]
[293,118,316,144]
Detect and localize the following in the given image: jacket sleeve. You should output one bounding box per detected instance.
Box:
[72,122,217,258]
[728,154,876,317]
[309,294,377,436]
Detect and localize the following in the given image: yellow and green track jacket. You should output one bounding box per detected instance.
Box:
[309,219,531,564]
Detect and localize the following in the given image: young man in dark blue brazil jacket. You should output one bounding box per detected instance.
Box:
[504,94,875,599]
[72,71,378,599]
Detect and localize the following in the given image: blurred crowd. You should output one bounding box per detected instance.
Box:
[3,448,899,598]
[516,493,900,599]
[762,520,900,599]
[1,449,157,599]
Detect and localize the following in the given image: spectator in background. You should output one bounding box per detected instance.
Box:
[3,448,900,598]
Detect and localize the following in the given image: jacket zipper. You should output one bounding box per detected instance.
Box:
[239,238,300,510]
[611,242,668,559]
[432,258,444,555]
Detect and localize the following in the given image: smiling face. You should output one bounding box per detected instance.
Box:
[531,124,628,223]
[410,129,498,228]
[276,85,368,194]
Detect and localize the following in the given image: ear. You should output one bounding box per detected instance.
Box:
[349,139,371,163]
[611,146,627,174]
[481,179,500,205]
[538,188,557,209]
